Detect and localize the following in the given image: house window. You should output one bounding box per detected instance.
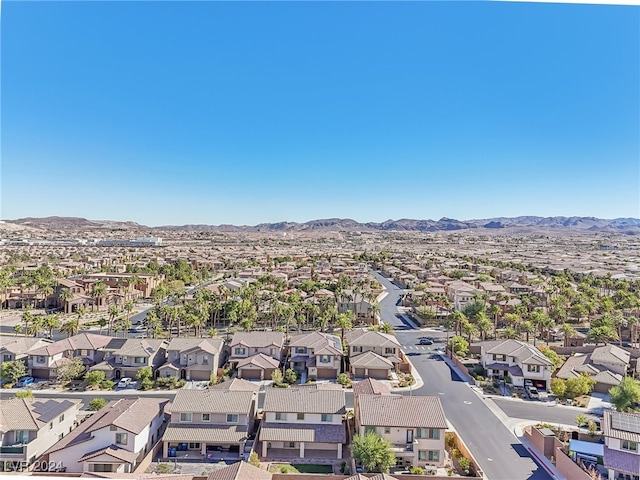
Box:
[418,450,427,461]
[384,347,395,355]
[275,412,286,421]
[59,414,65,423]
[527,364,540,373]
[321,414,333,422]
[115,433,128,445]
[135,357,145,364]
[81,350,88,356]
[37,356,45,363]
[352,346,363,353]
[180,413,193,422]
[202,414,210,422]
[428,450,440,462]
[285,442,295,449]
[295,347,306,354]
[297,413,305,421]
[188,443,201,449]
[15,430,29,444]
[270,348,277,356]
[58,433,64,440]
[202,355,209,365]
[623,440,638,452]
[416,428,427,439]
[122,356,128,362]
[93,464,113,472]
[234,348,246,355]
[319,355,330,363]
[493,354,506,361]
[50,422,53,430]
[365,426,376,434]
[226,414,238,423]
[428,429,440,440]
[3,354,11,361]
[384,427,391,434]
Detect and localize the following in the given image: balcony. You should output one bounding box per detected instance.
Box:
[391,443,416,455]
[0,445,25,455]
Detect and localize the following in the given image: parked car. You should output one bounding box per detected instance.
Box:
[117,377,132,388]
[527,387,540,400]
[524,379,533,388]
[15,376,34,388]
[418,338,433,345]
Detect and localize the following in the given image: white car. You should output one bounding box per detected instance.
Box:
[117,378,132,388]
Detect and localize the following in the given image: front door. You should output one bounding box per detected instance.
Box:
[406,429,413,443]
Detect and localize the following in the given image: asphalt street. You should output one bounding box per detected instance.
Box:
[372,270,553,480]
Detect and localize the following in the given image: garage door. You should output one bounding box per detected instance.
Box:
[367,369,388,379]
[316,368,337,380]
[31,369,49,379]
[190,370,210,381]
[353,368,366,378]
[240,369,262,380]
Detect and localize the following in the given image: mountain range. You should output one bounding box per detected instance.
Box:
[4,216,640,234]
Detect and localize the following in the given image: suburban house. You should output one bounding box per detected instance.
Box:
[228,332,285,379]
[0,398,81,471]
[346,329,402,380]
[445,281,481,311]
[44,397,168,474]
[354,394,448,470]
[602,410,640,480]
[206,461,271,480]
[352,378,392,397]
[89,338,167,380]
[556,345,631,394]
[28,333,113,380]
[337,290,378,323]
[259,386,347,462]
[161,389,257,462]
[287,331,343,381]
[157,338,225,381]
[0,336,53,370]
[476,339,554,390]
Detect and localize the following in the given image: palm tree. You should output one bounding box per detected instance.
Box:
[560,322,577,347]
[124,300,134,324]
[21,308,34,334]
[519,320,535,343]
[91,281,107,311]
[107,305,120,336]
[59,287,73,314]
[452,311,467,337]
[43,314,61,339]
[60,318,80,338]
[487,304,501,339]
[474,312,492,341]
[97,317,108,335]
[13,324,23,336]
[336,311,354,345]
[27,315,45,337]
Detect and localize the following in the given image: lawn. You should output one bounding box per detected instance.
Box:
[268,464,332,474]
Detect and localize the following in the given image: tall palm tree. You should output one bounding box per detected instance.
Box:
[59,287,73,314]
[43,314,61,339]
[91,281,107,311]
[60,318,79,338]
[97,317,107,335]
[107,305,120,336]
[27,315,45,337]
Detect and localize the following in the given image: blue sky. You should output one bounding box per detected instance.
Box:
[2,1,638,226]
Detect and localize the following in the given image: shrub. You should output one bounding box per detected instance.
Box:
[101,380,115,390]
[175,379,186,388]
[248,452,260,468]
[155,464,173,474]
[409,466,424,475]
[337,373,351,386]
[458,457,471,475]
[15,390,33,398]
[89,397,107,411]
[138,378,154,390]
[284,368,297,384]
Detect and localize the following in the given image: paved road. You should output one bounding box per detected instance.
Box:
[372,270,553,480]
[492,398,601,427]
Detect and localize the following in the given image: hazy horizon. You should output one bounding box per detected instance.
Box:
[2,2,638,225]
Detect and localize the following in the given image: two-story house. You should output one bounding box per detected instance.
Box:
[602,410,640,480]
[477,339,554,390]
[260,386,347,462]
[355,394,447,470]
[90,338,167,380]
[0,398,81,471]
[337,290,377,324]
[556,344,631,394]
[288,331,343,381]
[157,337,225,381]
[228,332,284,380]
[28,333,113,380]
[445,281,481,311]
[161,389,257,461]
[0,336,52,372]
[44,397,168,474]
[346,329,402,380]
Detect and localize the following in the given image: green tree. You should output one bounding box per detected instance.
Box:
[248,451,261,468]
[609,377,640,412]
[379,322,393,334]
[551,378,567,399]
[84,370,106,389]
[351,431,396,473]
[284,368,297,384]
[1,360,27,383]
[565,374,596,399]
[537,346,564,370]
[271,369,283,385]
[136,366,153,381]
[60,317,80,338]
[575,414,588,428]
[89,397,108,411]
[449,335,469,357]
[56,357,85,382]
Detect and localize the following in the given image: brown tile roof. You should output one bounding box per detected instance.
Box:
[346,329,400,348]
[210,378,260,392]
[288,331,342,356]
[0,336,52,355]
[352,378,391,396]
[357,394,448,429]
[163,424,249,443]
[166,337,224,355]
[0,398,80,433]
[350,351,394,369]
[263,387,346,414]
[591,344,630,366]
[237,353,280,370]
[206,461,271,480]
[260,422,346,443]
[230,331,285,349]
[171,389,254,414]
[29,333,113,356]
[78,445,139,463]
